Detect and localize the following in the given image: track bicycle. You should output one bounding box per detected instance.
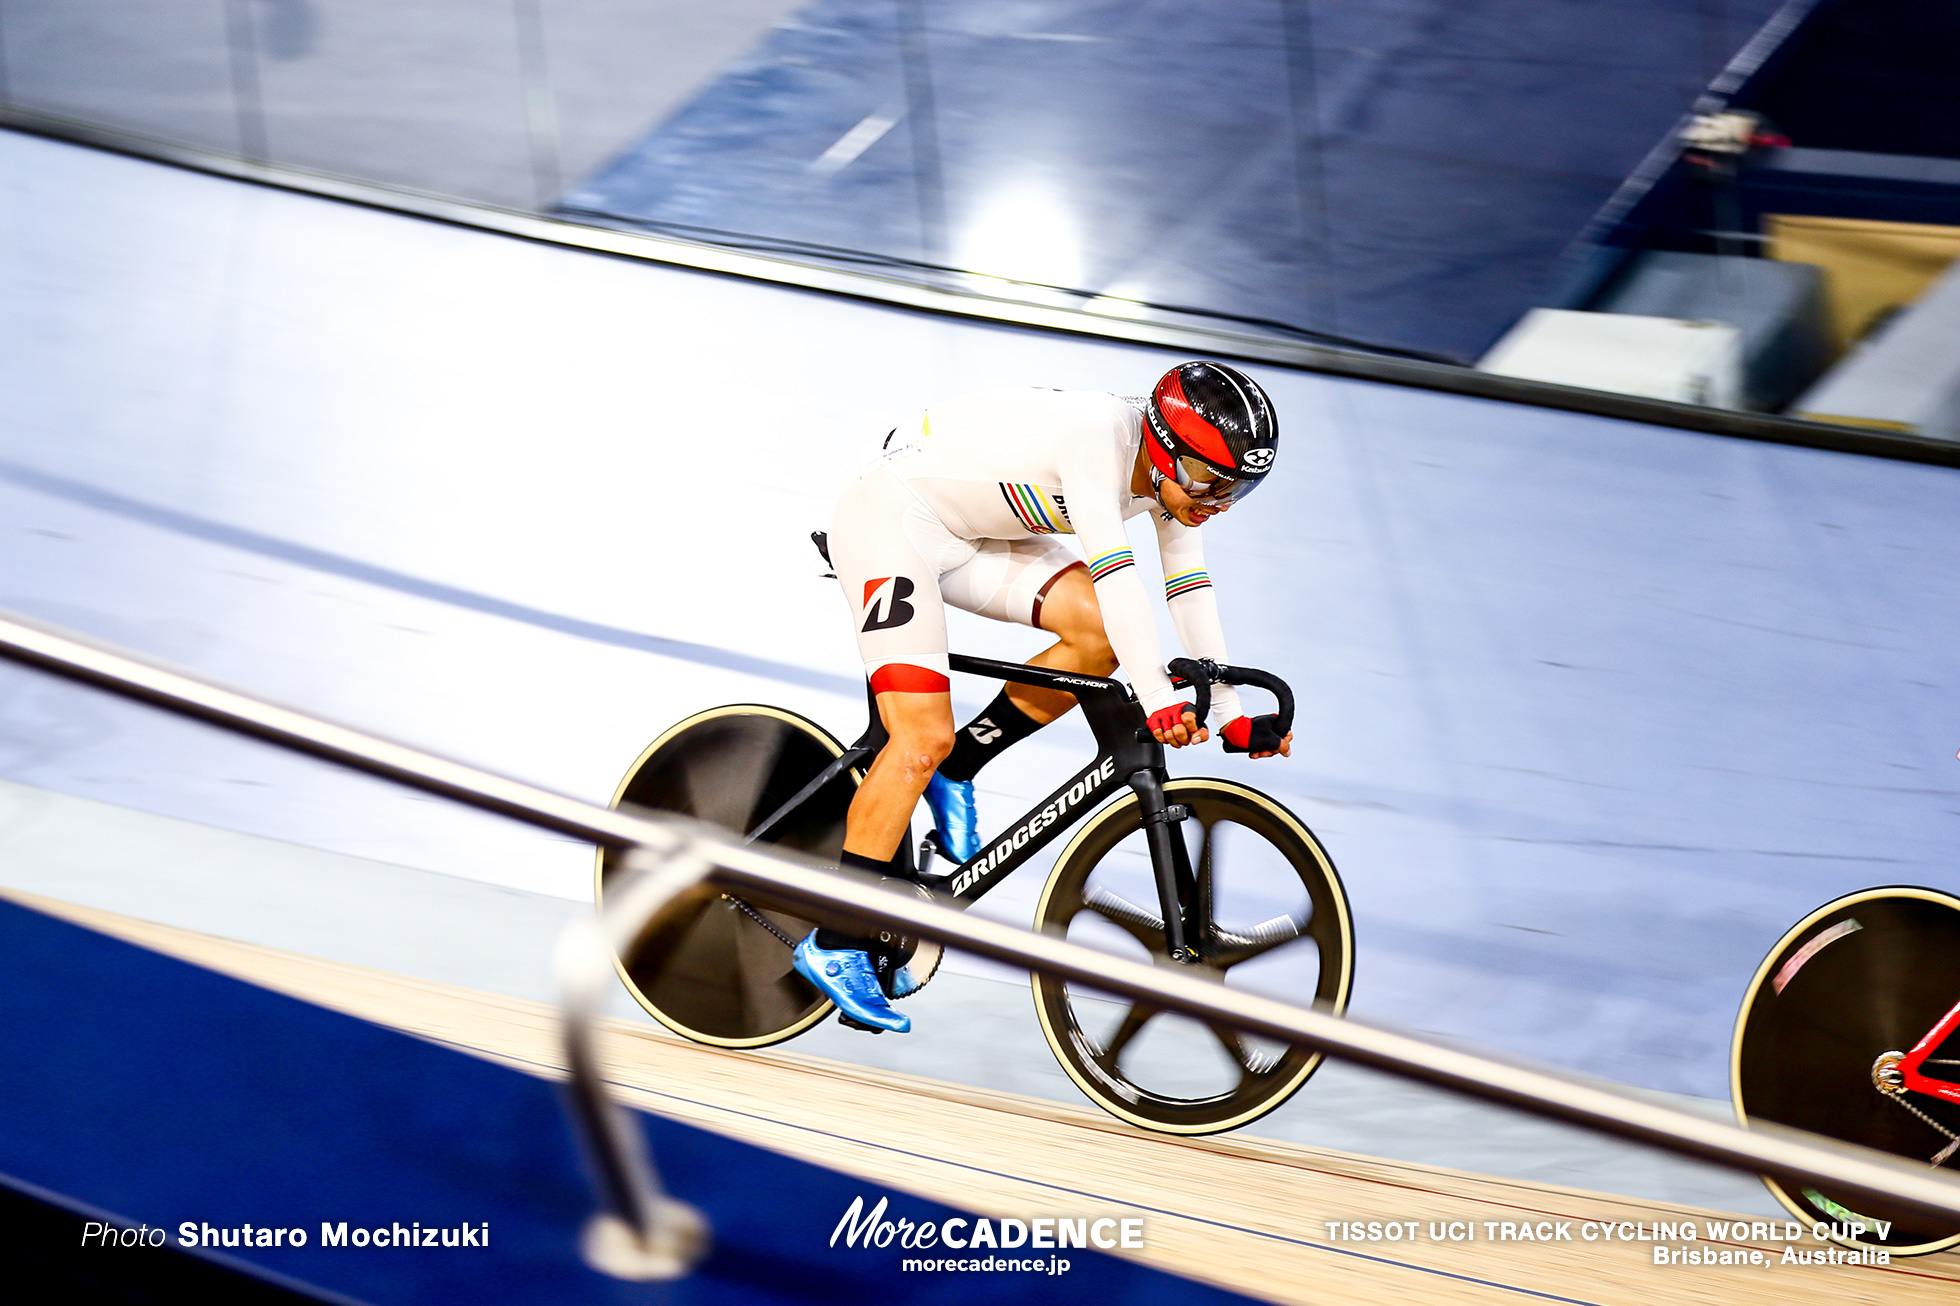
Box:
[1733,885,1960,1254]
[596,653,1354,1135]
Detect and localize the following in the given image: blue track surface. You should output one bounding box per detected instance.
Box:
[565,0,1782,359]
[0,896,1247,1304]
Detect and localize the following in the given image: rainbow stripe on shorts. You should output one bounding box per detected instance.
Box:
[1163,569,1210,600]
[1088,548,1135,582]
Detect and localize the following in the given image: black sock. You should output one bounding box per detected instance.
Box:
[939,689,1045,782]
[817,849,899,951]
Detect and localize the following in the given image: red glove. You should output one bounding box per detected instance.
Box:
[1147,701,1196,737]
[1222,714,1288,755]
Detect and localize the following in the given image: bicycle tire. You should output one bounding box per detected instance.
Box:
[596,705,852,1048]
[1031,778,1353,1134]
[1732,886,1960,1255]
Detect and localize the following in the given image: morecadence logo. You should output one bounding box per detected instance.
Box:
[830,1195,1143,1275]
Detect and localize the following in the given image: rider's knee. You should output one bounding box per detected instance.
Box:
[917,727,956,769]
[890,722,955,775]
[1042,584,1116,670]
[1056,615,1116,672]
[1072,627,1117,673]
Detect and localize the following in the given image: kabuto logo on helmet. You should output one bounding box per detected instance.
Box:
[1145,362,1278,500]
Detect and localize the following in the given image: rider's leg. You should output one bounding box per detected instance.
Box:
[841,689,955,860]
[808,469,969,1030]
[1010,562,1118,718]
[796,686,952,1032]
[824,464,963,857]
[941,562,1116,782]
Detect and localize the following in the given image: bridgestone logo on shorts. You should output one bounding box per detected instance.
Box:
[861,576,918,632]
[949,758,1116,895]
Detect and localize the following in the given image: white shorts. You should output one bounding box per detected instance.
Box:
[830,464,1083,694]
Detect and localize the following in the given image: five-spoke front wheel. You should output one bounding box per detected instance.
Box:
[1031,778,1353,1134]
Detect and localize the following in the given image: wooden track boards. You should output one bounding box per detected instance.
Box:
[16,889,1958,1305]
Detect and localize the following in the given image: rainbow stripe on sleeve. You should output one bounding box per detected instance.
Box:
[1163,568,1210,600]
[1088,548,1135,582]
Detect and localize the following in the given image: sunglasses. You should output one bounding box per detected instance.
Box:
[1167,454,1253,505]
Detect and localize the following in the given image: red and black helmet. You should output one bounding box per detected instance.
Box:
[1144,362,1278,506]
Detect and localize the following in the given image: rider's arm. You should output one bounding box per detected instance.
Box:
[1153,515,1245,725]
[1056,424,1184,717]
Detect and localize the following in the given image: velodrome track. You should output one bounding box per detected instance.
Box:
[16,889,1960,1305]
[2,124,1958,1298]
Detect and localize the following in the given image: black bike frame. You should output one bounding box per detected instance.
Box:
[929,654,1173,897]
[742,652,1205,958]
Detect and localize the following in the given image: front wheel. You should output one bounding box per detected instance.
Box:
[1732,886,1960,1255]
[1031,779,1353,1134]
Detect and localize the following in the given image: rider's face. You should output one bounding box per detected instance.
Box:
[1156,476,1230,527]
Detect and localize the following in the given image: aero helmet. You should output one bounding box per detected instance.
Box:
[1144,361,1278,505]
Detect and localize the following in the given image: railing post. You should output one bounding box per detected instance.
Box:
[554,846,712,1280]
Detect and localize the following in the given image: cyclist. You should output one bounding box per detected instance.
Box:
[794,361,1295,1032]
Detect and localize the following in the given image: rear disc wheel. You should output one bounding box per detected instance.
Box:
[596,705,853,1048]
[1733,886,1960,1255]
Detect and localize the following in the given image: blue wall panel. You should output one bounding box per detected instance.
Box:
[0,897,1244,1304]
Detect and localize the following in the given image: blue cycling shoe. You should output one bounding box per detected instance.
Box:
[791,932,911,1034]
[924,772,981,863]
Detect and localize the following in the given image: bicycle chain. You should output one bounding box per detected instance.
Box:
[722,892,942,1000]
[1883,1091,1960,1167]
[724,894,795,949]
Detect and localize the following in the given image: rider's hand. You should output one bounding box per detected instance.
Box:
[1147,702,1210,748]
[1222,714,1292,759]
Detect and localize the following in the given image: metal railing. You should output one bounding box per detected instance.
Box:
[4,607,1960,1280]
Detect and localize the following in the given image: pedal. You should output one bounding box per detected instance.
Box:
[917,829,941,875]
[836,1012,886,1034]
